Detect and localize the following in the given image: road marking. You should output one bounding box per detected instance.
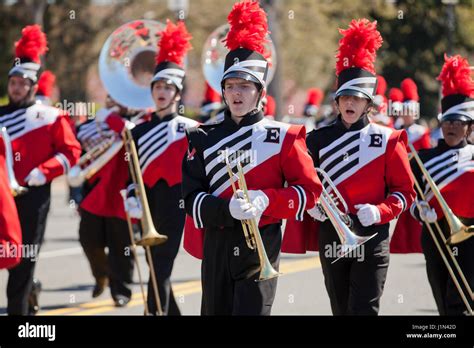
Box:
[40,256,320,316]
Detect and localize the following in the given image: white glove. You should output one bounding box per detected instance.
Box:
[229,189,258,221]
[354,203,381,227]
[124,197,143,219]
[418,200,437,223]
[246,190,269,217]
[307,203,328,222]
[25,168,47,186]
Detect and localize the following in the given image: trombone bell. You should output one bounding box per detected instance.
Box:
[136,228,168,247]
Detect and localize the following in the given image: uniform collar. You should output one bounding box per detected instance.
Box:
[436,138,468,151]
[223,108,263,129]
[5,100,35,112]
[150,112,176,123]
[334,113,370,132]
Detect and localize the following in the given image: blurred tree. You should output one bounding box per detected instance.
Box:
[370,0,474,119]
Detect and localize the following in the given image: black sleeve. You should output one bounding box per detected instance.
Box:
[305,130,320,167]
[409,155,425,221]
[181,128,235,229]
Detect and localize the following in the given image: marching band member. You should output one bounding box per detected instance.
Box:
[370,75,393,128]
[182,0,322,315]
[395,78,432,151]
[410,54,474,315]
[198,82,224,124]
[304,88,324,119]
[0,136,22,270]
[35,70,56,106]
[123,20,198,315]
[0,25,81,315]
[284,19,415,315]
[75,98,136,307]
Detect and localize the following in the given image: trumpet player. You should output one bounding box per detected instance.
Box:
[123,20,197,315]
[74,97,137,307]
[291,19,415,315]
[410,54,474,315]
[0,25,81,315]
[181,1,321,315]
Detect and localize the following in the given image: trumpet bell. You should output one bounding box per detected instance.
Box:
[201,24,277,93]
[98,20,165,110]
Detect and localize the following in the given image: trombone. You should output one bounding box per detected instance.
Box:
[0,127,27,196]
[122,126,168,315]
[225,158,280,282]
[408,143,473,245]
[316,168,377,264]
[409,143,473,312]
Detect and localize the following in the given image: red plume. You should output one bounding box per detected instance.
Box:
[156,20,192,67]
[14,25,48,63]
[204,82,221,103]
[400,78,419,101]
[335,19,382,76]
[224,0,269,55]
[306,88,324,106]
[264,95,275,117]
[376,75,387,96]
[37,70,56,97]
[389,88,404,102]
[437,54,474,98]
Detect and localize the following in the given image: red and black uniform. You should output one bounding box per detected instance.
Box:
[0,101,81,315]
[182,109,322,315]
[76,111,134,303]
[127,112,198,315]
[390,121,431,253]
[0,137,22,270]
[410,139,474,315]
[284,114,415,315]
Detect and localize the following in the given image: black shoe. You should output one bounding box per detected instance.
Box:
[114,295,130,307]
[92,277,108,298]
[28,279,42,315]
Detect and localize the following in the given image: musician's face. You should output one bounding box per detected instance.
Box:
[441,119,471,147]
[337,95,369,128]
[8,76,36,104]
[152,80,179,110]
[223,78,260,119]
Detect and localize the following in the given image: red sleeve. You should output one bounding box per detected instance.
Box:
[377,130,416,224]
[0,141,22,269]
[38,113,82,182]
[261,125,322,221]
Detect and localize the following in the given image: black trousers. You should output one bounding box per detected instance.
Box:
[421,217,474,316]
[78,209,134,300]
[7,185,51,315]
[145,181,185,316]
[318,216,390,315]
[201,222,281,315]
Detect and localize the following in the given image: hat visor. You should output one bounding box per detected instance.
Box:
[439,113,472,123]
[150,77,181,90]
[335,88,372,101]
[221,71,261,87]
[8,71,36,83]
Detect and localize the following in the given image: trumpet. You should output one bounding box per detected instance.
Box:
[1,127,27,196]
[316,168,377,263]
[408,143,473,245]
[68,134,123,187]
[225,158,280,282]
